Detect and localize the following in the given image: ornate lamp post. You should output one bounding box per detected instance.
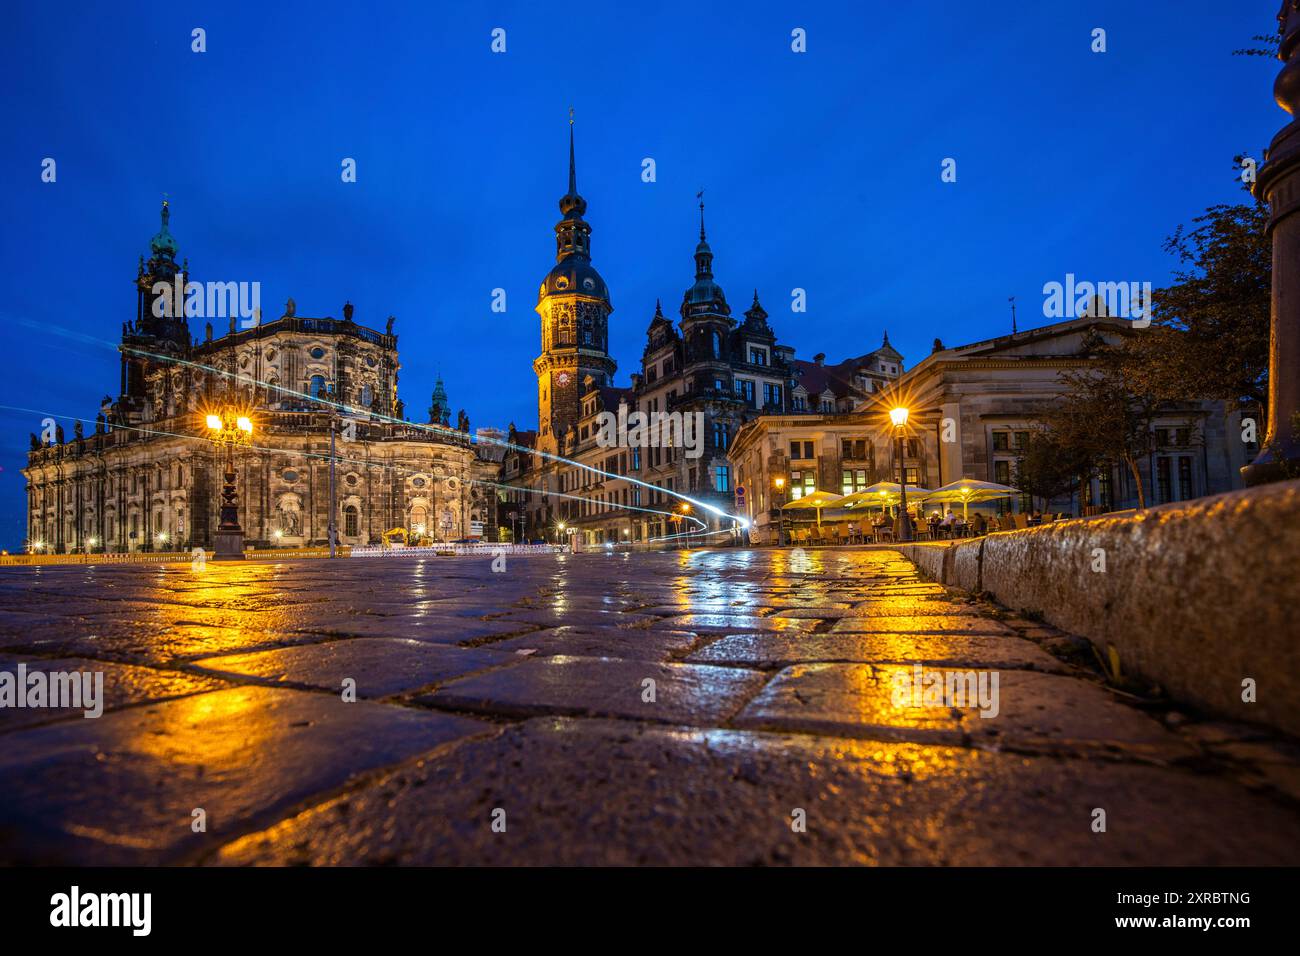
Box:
[1246,3,1300,484]
[890,406,915,542]
[206,410,253,560]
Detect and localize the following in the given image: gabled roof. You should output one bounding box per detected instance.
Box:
[907,314,1134,378]
[792,350,892,402]
[598,385,633,410]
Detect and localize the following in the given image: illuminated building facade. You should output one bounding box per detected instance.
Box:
[502,126,814,545]
[23,203,498,553]
[730,315,1252,543]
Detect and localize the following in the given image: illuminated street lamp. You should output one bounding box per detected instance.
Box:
[205,408,254,560]
[889,406,914,542]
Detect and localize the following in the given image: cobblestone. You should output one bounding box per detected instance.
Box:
[0,547,1296,865]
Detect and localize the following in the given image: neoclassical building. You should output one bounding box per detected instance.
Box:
[23,202,498,553]
[729,314,1253,543]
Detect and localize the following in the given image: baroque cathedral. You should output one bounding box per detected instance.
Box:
[23,202,498,553]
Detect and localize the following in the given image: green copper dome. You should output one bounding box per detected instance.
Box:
[150,200,178,258]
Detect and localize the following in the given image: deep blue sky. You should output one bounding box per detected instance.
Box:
[0,1,1282,546]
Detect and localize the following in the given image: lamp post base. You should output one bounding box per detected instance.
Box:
[1242,437,1300,487]
[899,516,915,543]
[212,530,245,560]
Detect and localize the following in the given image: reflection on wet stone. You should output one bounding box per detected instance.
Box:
[0,547,1295,865]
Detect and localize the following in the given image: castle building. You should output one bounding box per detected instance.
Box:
[501,126,806,545]
[23,202,499,553]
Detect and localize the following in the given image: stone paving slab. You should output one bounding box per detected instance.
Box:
[423,655,769,726]
[0,616,317,666]
[686,632,1069,673]
[734,663,1188,758]
[829,615,1014,635]
[653,613,820,633]
[774,599,983,619]
[485,607,662,630]
[631,604,778,617]
[852,585,948,597]
[286,614,536,644]
[1,548,1297,867]
[486,625,701,662]
[0,685,496,865]
[190,638,516,698]
[210,716,1300,866]
[0,654,230,731]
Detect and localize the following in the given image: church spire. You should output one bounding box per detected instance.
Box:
[568,107,577,196]
[693,190,713,280]
[558,108,586,221]
[428,376,450,427]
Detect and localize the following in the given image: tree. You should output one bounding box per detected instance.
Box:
[1046,360,1159,510]
[1117,201,1270,415]
[1014,427,1089,509]
[1233,35,1280,58]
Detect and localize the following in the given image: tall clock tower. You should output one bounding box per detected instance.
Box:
[533,117,616,455]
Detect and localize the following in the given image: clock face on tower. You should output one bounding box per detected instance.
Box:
[557,371,571,386]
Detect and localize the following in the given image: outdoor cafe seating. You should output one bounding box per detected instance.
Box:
[774,478,1064,547]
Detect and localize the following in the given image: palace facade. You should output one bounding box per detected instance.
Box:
[500,126,879,545]
[23,202,499,553]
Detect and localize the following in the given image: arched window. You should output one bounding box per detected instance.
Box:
[309,375,327,399]
[410,504,429,535]
[360,384,373,408]
[343,505,358,537]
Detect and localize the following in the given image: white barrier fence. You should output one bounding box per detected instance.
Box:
[350,543,563,558]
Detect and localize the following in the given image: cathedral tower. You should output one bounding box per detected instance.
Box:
[122,199,192,406]
[533,116,616,454]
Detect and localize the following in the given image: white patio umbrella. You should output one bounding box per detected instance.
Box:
[925,477,1021,520]
[846,482,933,515]
[780,490,845,527]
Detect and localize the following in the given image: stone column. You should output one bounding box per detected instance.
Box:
[1246,2,1300,484]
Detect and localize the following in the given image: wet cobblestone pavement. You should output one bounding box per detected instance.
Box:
[1,548,1298,865]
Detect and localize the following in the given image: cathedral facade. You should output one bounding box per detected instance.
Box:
[23,202,498,553]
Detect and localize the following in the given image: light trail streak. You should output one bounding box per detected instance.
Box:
[2,403,710,535]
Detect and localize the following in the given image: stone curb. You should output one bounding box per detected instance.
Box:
[897,479,1300,737]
